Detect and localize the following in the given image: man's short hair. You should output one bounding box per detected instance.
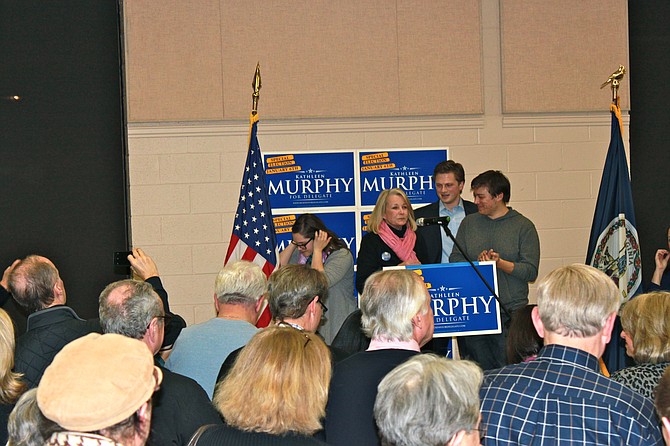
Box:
[99,279,163,339]
[268,264,328,320]
[620,291,670,364]
[433,160,465,184]
[8,255,59,314]
[375,354,482,446]
[536,264,620,338]
[214,260,267,306]
[360,269,430,342]
[470,170,511,203]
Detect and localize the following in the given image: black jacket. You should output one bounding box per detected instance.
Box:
[150,363,223,446]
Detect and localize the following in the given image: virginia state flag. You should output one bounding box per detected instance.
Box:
[586,100,641,372]
[225,113,278,327]
[586,101,642,301]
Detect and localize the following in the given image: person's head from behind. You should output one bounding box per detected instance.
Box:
[8,255,65,314]
[506,304,543,364]
[360,269,434,347]
[433,160,466,208]
[534,264,619,353]
[0,307,25,405]
[7,388,59,446]
[37,333,162,446]
[99,279,165,354]
[619,291,670,364]
[268,264,328,332]
[214,260,267,314]
[368,188,417,233]
[656,367,670,445]
[291,213,346,256]
[213,326,331,435]
[375,354,483,446]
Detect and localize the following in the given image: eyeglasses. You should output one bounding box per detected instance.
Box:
[317,298,328,313]
[291,238,313,249]
[147,314,171,331]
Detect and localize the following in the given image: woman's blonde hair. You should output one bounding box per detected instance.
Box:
[367,188,417,234]
[0,308,26,404]
[213,326,331,435]
[620,291,670,364]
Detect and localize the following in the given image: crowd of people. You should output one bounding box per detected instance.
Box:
[1,160,669,445]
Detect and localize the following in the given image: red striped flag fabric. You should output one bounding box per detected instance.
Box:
[225,113,278,327]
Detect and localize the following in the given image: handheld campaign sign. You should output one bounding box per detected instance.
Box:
[388,261,501,338]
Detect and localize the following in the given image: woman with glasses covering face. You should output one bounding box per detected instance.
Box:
[201,326,331,446]
[279,214,355,344]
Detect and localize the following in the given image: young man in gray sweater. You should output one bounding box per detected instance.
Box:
[450,170,540,370]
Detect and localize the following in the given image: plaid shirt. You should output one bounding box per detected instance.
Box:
[480,344,663,445]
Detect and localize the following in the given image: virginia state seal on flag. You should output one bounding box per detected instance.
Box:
[590,214,641,303]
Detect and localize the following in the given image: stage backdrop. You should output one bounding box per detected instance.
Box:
[264,147,448,259]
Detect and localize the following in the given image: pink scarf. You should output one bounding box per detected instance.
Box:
[377,221,420,264]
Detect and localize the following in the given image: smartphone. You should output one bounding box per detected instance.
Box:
[114,251,132,267]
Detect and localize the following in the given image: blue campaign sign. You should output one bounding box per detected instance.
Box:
[273,211,358,262]
[395,261,501,338]
[264,152,356,209]
[359,148,447,207]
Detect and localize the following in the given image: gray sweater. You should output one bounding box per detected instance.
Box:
[450,208,540,312]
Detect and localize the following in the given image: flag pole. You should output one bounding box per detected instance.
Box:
[252,62,261,116]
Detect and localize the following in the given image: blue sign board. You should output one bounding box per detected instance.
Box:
[392,261,501,338]
[359,148,447,206]
[273,211,358,263]
[264,152,356,209]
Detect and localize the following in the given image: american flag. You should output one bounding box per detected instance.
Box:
[225,112,278,327]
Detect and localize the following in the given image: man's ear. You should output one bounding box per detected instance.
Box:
[531,306,545,338]
[307,296,319,315]
[601,311,617,344]
[411,308,429,332]
[52,279,65,304]
[213,294,220,312]
[662,417,670,438]
[446,430,466,446]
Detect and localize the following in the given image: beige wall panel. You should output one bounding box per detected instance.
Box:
[397,0,483,114]
[501,1,629,113]
[219,1,400,119]
[125,0,224,122]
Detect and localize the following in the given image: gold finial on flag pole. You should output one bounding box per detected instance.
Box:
[600,65,626,104]
[252,62,262,115]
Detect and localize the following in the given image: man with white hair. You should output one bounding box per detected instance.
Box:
[165,260,266,399]
[325,269,434,446]
[480,264,662,445]
[375,354,483,446]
